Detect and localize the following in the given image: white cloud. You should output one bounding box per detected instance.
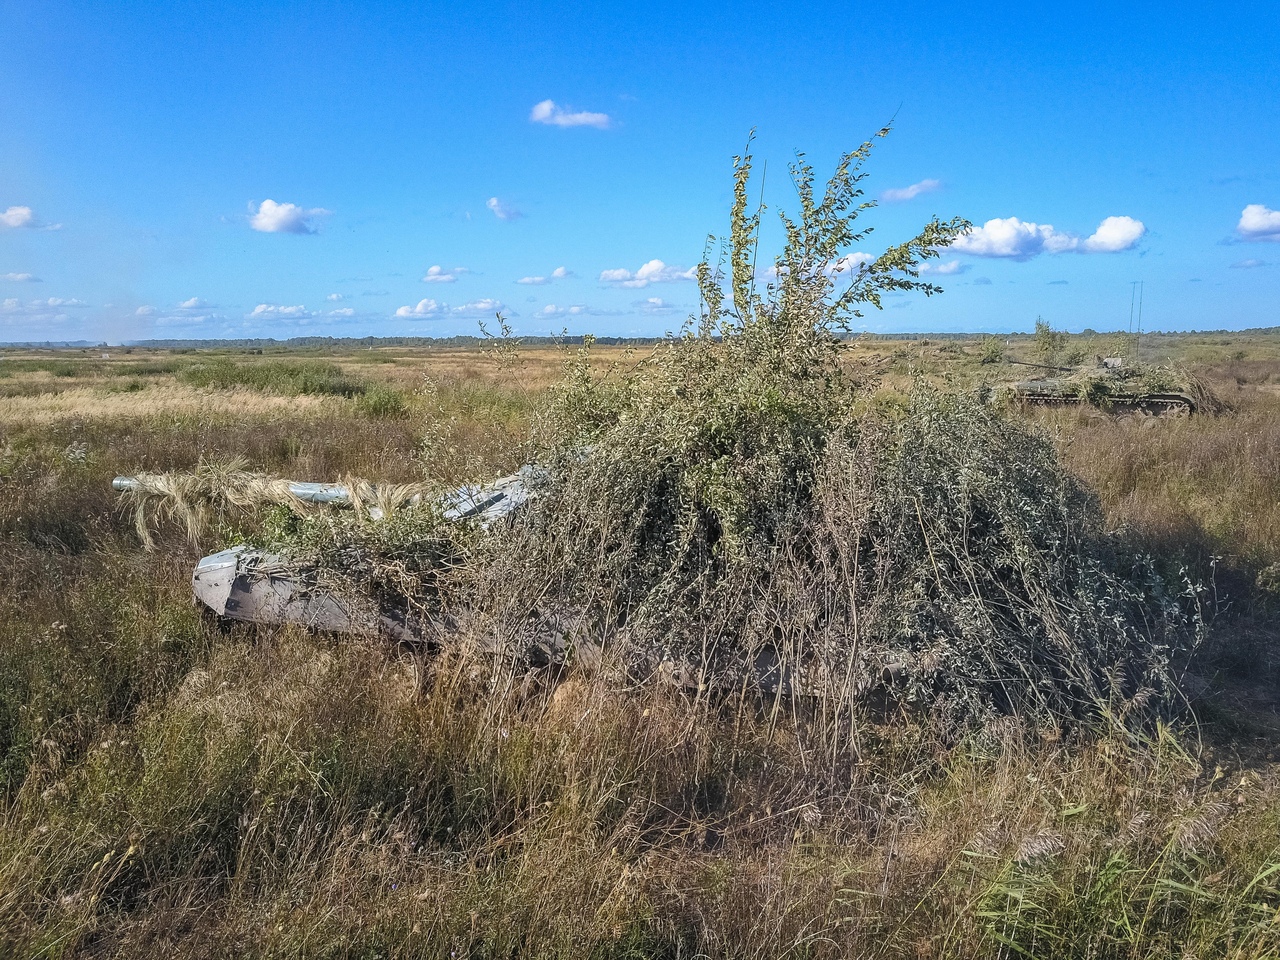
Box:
[249,199,330,234]
[634,297,677,314]
[538,303,591,317]
[952,215,1145,260]
[486,197,523,221]
[518,266,571,285]
[1,206,34,228]
[394,297,506,319]
[422,265,468,283]
[0,298,87,328]
[0,206,59,230]
[1080,216,1146,252]
[135,305,155,316]
[1,272,39,282]
[451,298,504,317]
[829,252,876,274]
[529,99,611,129]
[600,259,696,288]
[1237,204,1280,242]
[396,298,444,318]
[248,303,313,318]
[177,297,207,309]
[882,179,941,203]
[326,293,344,301]
[919,259,968,275]
[1231,258,1270,269]
[328,307,356,316]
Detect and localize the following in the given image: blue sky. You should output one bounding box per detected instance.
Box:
[2,0,1278,342]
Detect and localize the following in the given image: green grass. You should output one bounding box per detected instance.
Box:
[177,358,368,397]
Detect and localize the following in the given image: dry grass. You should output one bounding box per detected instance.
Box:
[0,338,1278,958]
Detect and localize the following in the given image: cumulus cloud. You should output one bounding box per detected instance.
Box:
[247,303,313,319]
[39,298,89,308]
[326,293,344,301]
[1,206,34,228]
[135,305,155,316]
[517,265,572,285]
[952,216,1145,260]
[0,206,59,230]
[1080,216,1147,252]
[1231,258,1270,269]
[1,272,39,282]
[1237,204,1280,242]
[249,199,330,234]
[328,307,356,316]
[422,265,468,283]
[394,297,506,319]
[882,179,941,203]
[396,298,444,318]
[529,99,611,129]
[600,259,696,288]
[486,197,522,221]
[177,297,207,309]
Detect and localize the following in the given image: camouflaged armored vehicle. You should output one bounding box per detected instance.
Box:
[1006,357,1201,415]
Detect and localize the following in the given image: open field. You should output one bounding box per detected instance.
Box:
[2,330,1280,958]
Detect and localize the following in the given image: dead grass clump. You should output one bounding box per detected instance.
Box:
[118,460,433,548]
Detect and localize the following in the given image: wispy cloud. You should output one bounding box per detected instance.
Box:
[634,296,678,314]
[882,179,941,203]
[919,259,968,275]
[1237,204,1280,242]
[529,99,611,129]
[486,197,523,221]
[537,303,594,317]
[0,206,60,230]
[952,215,1145,260]
[1,272,39,282]
[600,259,696,288]
[1231,258,1270,269]
[328,307,356,316]
[517,266,572,285]
[422,265,469,283]
[452,298,505,317]
[249,199,330,234]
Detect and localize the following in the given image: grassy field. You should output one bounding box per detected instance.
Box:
[1,331,1279,958]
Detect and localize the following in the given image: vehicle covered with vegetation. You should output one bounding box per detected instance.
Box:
[1004,356,1215,415]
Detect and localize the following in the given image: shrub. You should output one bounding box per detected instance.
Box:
[491,132,1200,733]
[355,384,409,419]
